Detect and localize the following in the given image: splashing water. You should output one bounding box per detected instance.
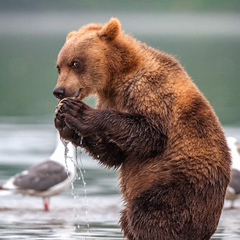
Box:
[61,138,75,190]
[61,138,90,238]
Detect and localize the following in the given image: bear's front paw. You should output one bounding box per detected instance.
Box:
[54,112,73,139]
[55,114,83,146]
[54,97,80,132]
[55,98,100,136]
[56,98,89,118]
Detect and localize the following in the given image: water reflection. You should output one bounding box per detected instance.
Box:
[2,196,240,239]
[0,195,123,240]
[214,208,240,240]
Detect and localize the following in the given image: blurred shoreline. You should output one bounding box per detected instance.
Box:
[0,11,239,37]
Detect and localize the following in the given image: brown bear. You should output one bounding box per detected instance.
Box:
[53,18,231,240]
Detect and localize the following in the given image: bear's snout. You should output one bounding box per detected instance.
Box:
[53,87,66,99]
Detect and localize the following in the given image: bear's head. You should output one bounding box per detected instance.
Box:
[53,17,137,101]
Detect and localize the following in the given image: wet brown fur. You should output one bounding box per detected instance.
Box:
[54,18,231,240]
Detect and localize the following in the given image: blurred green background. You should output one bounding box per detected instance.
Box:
[0,0,239,125]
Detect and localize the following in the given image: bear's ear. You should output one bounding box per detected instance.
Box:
[98,18,121,41]
[66,31,77,41]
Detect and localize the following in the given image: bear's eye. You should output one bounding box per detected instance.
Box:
[71,61,80,69]
[71,60,85,73]
[56,65,60,74]
[70,60,85,73]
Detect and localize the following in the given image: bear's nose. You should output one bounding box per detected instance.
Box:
[53,87,66,99]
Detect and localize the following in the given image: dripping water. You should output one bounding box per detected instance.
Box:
[61,137,90,238]
[75,142,90,235]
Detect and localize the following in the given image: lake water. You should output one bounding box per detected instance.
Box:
[0,119,240,239]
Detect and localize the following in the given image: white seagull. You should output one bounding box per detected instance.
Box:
[0,135,76,211]
[225,137,240,208]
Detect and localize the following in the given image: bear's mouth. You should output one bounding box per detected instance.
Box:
[73,88,82,99]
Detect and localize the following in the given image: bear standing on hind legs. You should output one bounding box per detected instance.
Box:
[53,18,231,240]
